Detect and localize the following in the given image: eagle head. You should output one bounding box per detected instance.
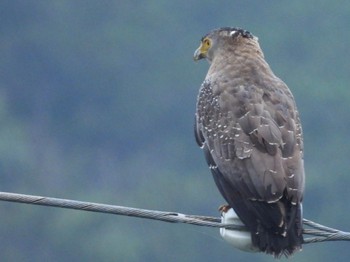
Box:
[193,27,258,63]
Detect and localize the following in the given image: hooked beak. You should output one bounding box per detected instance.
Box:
[193,46,205,61]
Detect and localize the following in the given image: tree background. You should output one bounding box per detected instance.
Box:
[0,1,350,261]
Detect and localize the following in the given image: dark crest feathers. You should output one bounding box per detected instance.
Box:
[219,27,254,38]
[202,27,254,41]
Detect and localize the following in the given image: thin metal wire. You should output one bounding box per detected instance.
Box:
[0,191,349,244]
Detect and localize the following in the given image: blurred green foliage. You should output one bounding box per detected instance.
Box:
[1,1,350,261]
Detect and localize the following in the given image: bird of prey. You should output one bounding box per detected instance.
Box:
[193,27,305,257]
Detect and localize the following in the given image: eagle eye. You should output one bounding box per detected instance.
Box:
[202,38,211,49]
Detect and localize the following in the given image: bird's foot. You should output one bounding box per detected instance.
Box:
[218,204,231,214]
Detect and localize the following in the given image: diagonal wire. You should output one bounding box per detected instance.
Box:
[0,191,349,244]
[0,192,242,230]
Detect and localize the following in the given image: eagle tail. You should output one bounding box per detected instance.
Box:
[251,203,303,258]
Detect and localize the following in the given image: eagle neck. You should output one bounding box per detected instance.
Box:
[206,47,275,85]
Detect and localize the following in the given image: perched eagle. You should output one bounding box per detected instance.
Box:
[193,27,305,257]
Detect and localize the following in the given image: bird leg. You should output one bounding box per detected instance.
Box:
[218,204,231,214]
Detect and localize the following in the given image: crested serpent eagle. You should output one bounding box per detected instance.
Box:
[193,27,305,257]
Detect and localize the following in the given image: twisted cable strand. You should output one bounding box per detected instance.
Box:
[0,191,349,244]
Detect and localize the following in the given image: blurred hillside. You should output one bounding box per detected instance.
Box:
[1,1,350,261]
